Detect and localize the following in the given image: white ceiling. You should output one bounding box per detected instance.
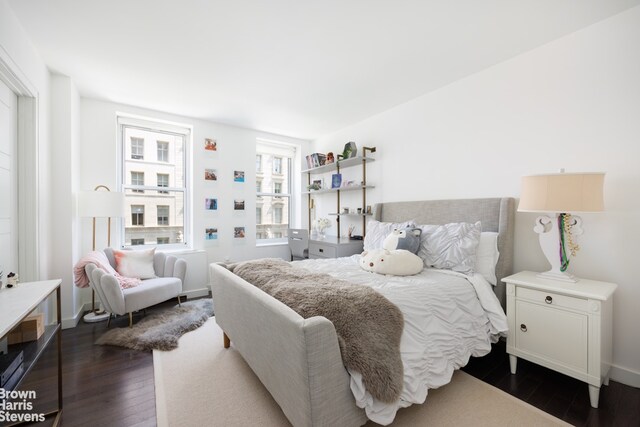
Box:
[8,0,640,140]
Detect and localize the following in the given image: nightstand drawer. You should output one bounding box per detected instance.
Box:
[308,243,337,258]
[515,300,588,372]
[517,287,588,312]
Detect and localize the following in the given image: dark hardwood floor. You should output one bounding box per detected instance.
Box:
[462,340,640,426]
[11,303,640,426]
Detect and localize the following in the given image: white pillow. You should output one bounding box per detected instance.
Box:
[363,220,416,251]
[475,232,500,285]
[417,221,482,275]
[113,248,156,279]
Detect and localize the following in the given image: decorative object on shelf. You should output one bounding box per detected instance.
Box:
[339,141,357,159]
[306,153,327,168]
[326,152,335,164]
[204,138,217,151]
[77,185,125,322]
[307,179,322,191]
[331,173,342,189]
[314,218,331,239]
[366,205,372,214]
[518,170,605,282]
[6,273,18,288]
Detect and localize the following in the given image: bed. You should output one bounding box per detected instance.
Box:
[210,197,515,426]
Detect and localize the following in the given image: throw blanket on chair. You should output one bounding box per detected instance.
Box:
[231,258,405,403]
[74,251,142,289]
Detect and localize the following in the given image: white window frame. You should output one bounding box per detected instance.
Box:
[118,114,192,250]
[256,140,296,246]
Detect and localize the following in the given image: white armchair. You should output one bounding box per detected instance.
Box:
[85,248,186,327]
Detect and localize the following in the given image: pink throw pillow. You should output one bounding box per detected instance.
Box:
[113,248,156,279]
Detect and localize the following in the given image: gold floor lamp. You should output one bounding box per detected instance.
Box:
[78,185,125,322]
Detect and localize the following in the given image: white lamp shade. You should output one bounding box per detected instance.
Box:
[518,172,605,213]
[78,190,125,218]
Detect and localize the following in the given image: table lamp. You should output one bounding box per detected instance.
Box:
[518,171,605,282]
[78,185,125,322]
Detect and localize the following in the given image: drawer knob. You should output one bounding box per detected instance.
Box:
[545,296,553,304]
[520,324,527,332]
[319,248,324,253]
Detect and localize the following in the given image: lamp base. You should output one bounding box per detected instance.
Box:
[537,270,578,283]
[83,311,110,323]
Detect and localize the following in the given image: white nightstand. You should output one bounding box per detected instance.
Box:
[308,236,363,259]
[502,271,617,408]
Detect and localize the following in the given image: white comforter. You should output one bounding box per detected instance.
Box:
[293,255,508,425]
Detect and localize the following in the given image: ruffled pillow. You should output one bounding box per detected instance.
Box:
[363,220,416,251]
[417,221,482,275]
[113,248,156,279]
[475,232,500,285]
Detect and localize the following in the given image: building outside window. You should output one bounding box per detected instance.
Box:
[273,157,282,174]
[157,205,169,225]
[131,137,144,159]
[132,205,144,226]
[256,154,262,173]
[273,206,283,224]
[120,116,190,248]
[256,141,294,243]
[157,141,169,162]
[131,238,145,245]
[131,171,144,193]
[157,173,169,194]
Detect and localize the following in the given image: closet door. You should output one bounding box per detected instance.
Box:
[0,79,18,277]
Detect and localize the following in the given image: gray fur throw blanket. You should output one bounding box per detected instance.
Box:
[230,258,404,403]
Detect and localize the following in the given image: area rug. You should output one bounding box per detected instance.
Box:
[96,299,213,351]
[154,318,570,426]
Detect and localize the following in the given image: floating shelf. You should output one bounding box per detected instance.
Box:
[328,213,373,217]
[302,185,375,195]
[302,156,375,174]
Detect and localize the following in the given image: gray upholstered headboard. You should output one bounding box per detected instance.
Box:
[373,197,515,308]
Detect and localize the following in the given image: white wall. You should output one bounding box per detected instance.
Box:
[79,99,310,298]
[313,6,640,386]
[50,74,83,327]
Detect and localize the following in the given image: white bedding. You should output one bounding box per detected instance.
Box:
[293,254,508,425]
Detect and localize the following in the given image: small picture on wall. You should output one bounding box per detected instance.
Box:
[205,198,218,210]
[234,199,245,210]
[205,169,217,181]
[234,170,245,183]
[205,227,218,240]
[205,138,217,151]
[234,227,246,238]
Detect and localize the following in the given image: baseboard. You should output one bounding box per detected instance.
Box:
[62,302,92,329]
[182,287,211,299]
[609,363,640,388]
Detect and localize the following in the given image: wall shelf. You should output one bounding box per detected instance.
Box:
[304,147,376,237]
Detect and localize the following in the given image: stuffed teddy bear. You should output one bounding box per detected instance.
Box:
[360,249,423,276]
[382,227,422,254]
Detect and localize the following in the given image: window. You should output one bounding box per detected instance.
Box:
[273,207,283,224]
[256,155,262,173]
[256,141,295,243]
[157,205,169,225]
[157,173,169,194]
[157,141,169,162]
[131,137,144,159]
[131,238,145,245]
[132,205,144,226]
[131,171,144,193]
[273,157,282,174]
[120,116,190,248]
